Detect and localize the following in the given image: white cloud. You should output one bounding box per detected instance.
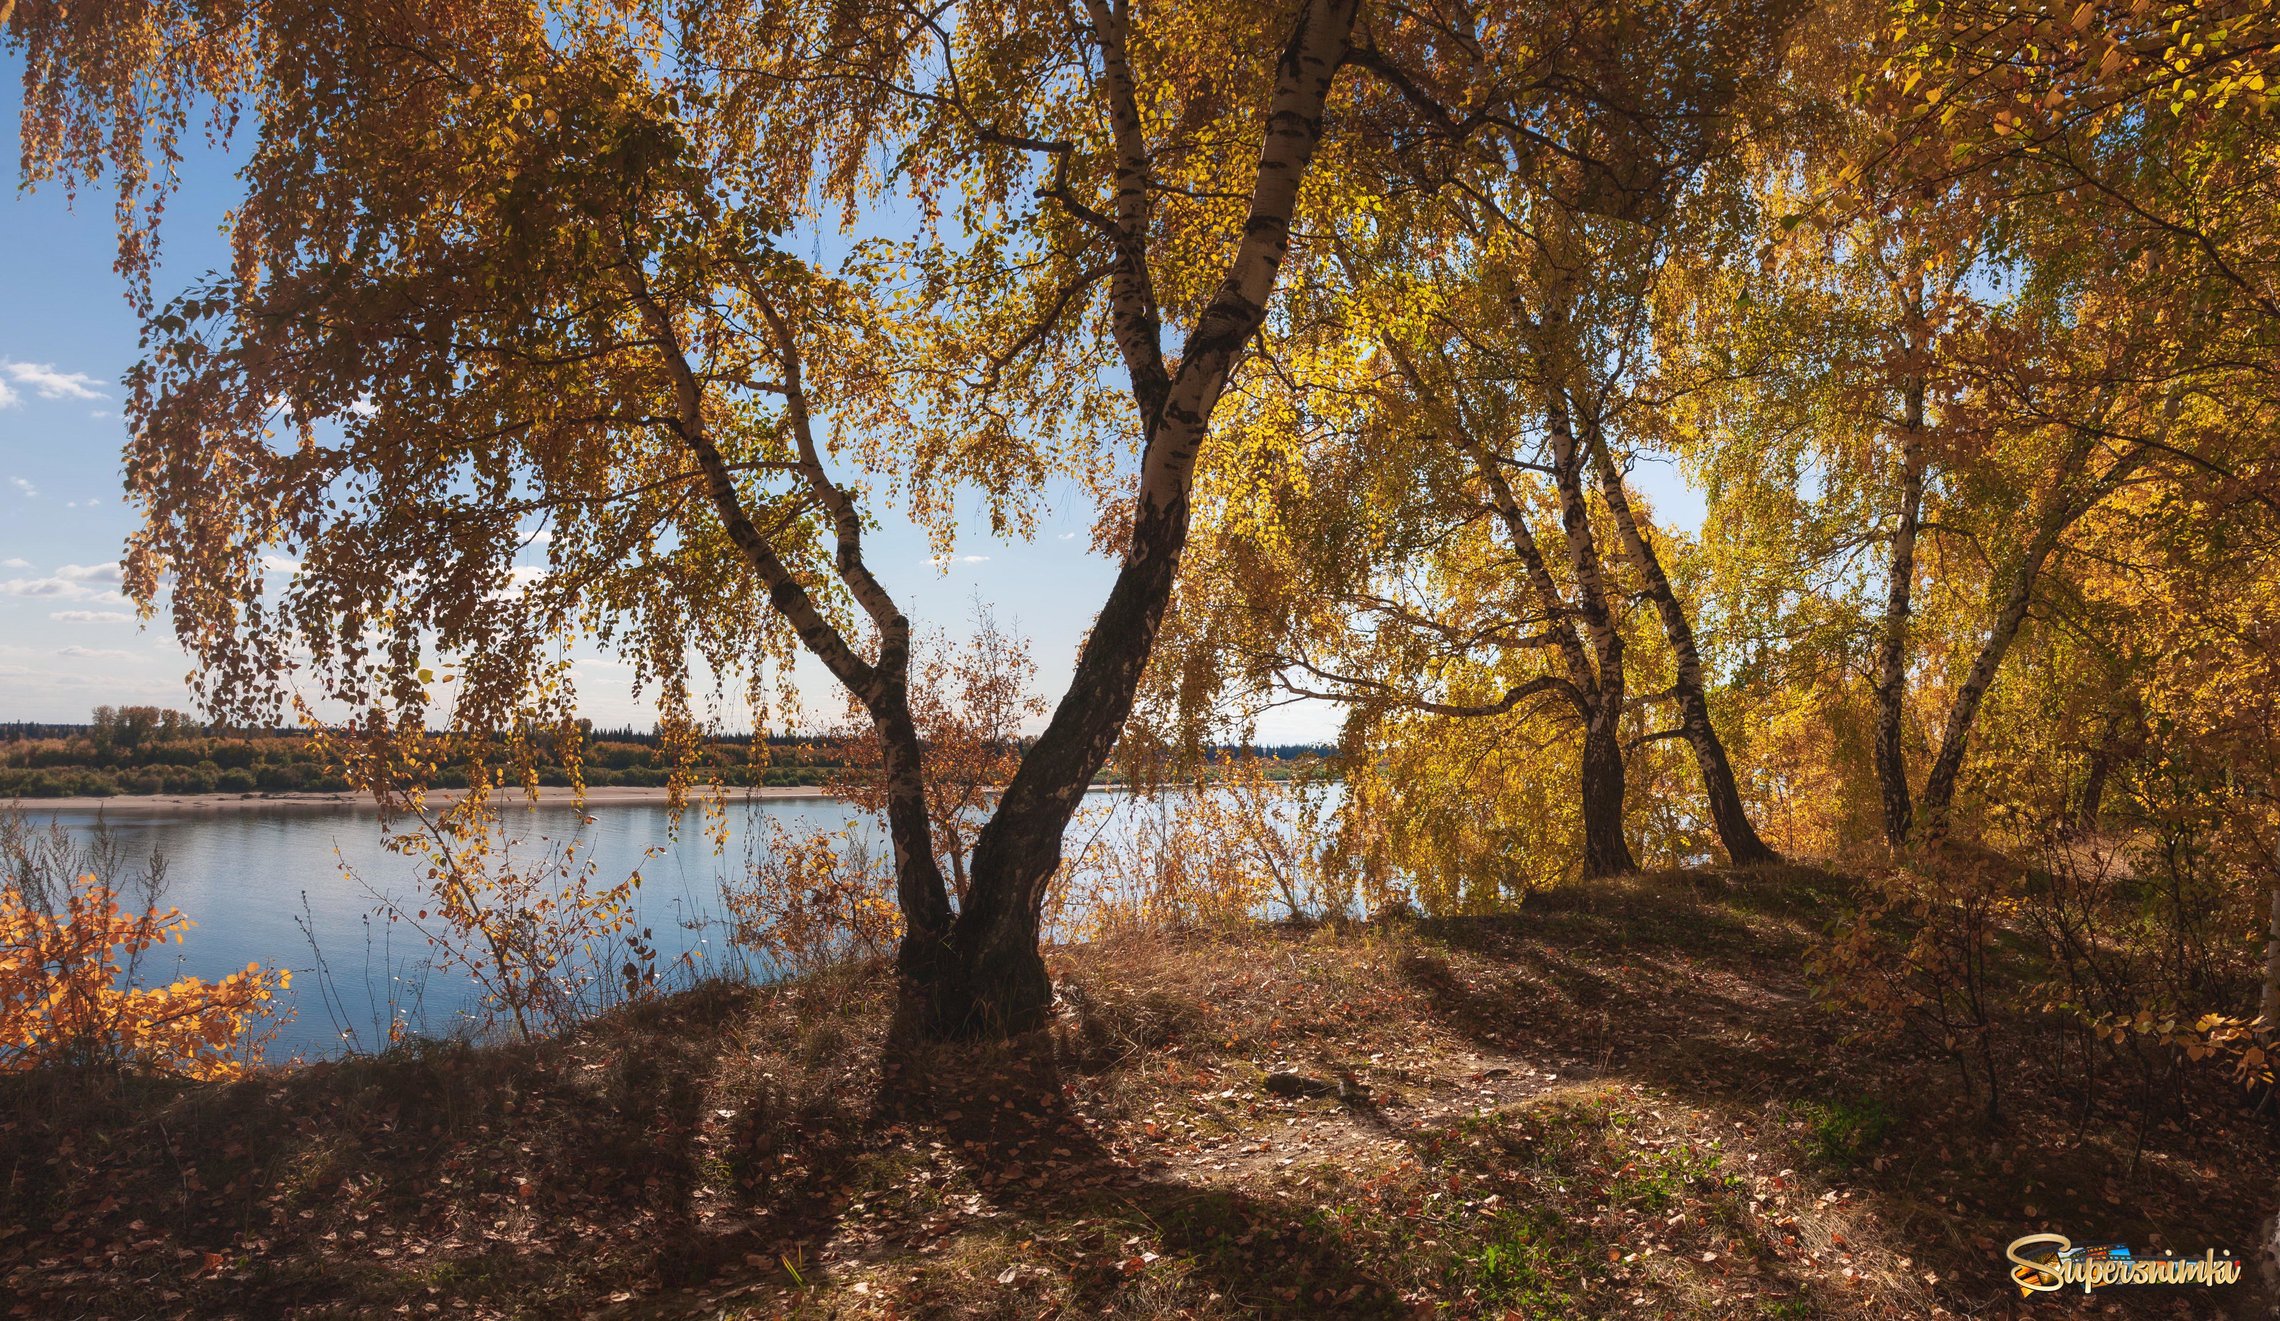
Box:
[0,558,26,569]
[261,555,305,577]
[923,554,991,568]
[1,568,135,604]
[51,609,134,623]
[1,360,107,401]
[57,645,133,660]
[8,478,33,498]
[0,380,14,407]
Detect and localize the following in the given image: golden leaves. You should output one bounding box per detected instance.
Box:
[1,867,285,1080]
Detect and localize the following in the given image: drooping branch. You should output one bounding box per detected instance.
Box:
[616,255,879,698]
[745,283,911,661]
[1281,655,1582,720]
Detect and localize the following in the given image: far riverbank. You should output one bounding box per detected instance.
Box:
[8,783,834,817]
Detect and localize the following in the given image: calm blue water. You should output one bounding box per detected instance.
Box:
[23,785,1337,1061]
[28,795,876,1059]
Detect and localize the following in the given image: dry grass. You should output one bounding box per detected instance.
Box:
[3,865,2274,1317]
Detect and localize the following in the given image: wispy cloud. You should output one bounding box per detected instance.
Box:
[0,558,27,570]
[57,645,134,660]
[51,609,134,623]
[8,478,33,498]
[924,554,991,568]
[1,360,107,402]
[1,567,135,603]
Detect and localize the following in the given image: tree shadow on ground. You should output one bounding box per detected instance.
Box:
[1391,873,2280,1319]
[844,997,1411,1317]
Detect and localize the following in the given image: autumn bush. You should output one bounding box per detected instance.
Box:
[0,811,286,1079]
[1053,753,1364,939]
[1812,803,2278,1124]
[722,818,904,976]
[353,786,681,1044]
[1809,848,2016,1119]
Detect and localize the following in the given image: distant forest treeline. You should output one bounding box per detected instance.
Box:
[0,706,1334,798]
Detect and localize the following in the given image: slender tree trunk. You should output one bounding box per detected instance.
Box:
[2070,707,2124,837]
[1584,423,1777,865]
[870,692,956,982]
[2074,749,2112,837]
[2261,878,2280,1030]
[1544,401,1637,876]
[1918,443,2152,836]
[1579,704,1635,877]
[911,0,1360,1036]
[1874,378,1926,846]
[1915,540,2052,838]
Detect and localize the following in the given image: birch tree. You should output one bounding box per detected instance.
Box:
[9,0,1366,1035]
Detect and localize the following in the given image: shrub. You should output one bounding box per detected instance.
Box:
[720,819,902,975]
[0,812,286,1078]
[343,775,675,1043]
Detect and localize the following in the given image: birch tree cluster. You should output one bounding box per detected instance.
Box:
[9,0,2278,1040]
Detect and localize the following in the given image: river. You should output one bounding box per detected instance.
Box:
[20,794,895,1060]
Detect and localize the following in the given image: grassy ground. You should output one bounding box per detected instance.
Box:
[3,865,2274,1317]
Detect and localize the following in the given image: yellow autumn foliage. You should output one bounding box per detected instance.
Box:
[0,868,286,1080]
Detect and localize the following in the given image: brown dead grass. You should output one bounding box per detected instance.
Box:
[3,864,2274,1318]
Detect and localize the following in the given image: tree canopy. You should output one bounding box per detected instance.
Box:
[10,0,2279,1038]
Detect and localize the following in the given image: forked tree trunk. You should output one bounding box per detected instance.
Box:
[903,0,1361,1037]
[1873,379,1926,846]
[929,495,1189,1032]
[1457,428,1633,878]
[1375,249,1639,880]
[1584,424,1776,865]
[1543,402,1638,878]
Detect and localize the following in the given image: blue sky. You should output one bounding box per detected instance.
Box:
[1,52,1702,743]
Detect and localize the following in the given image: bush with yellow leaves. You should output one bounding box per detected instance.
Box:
[1,811,286,1079]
